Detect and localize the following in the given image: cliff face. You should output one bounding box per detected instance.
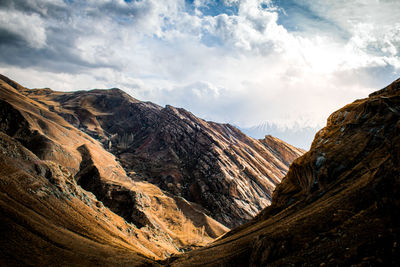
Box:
[0,74,303,265]
[5,73,399,266]
[170,78,400,266]
[24,85,303,227]
[0,75,228,265]
[270,78,400,214]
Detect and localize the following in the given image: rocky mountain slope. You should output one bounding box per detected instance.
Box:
[22,81,304,227]
[169,78,400,266]
[0,75,229,265]
[0,74,303,265]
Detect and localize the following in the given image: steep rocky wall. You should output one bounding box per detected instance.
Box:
[25,87,304,227]
[170,78,400,266]
[0,76,229,263]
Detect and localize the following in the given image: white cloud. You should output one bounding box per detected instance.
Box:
[0,9,46,48]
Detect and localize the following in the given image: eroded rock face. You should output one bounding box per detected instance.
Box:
[25,87,304,227]
[0,75,228,264]
[270,78,400,213]
[75,144,151,228]
[0,130,159,266]
[0,74,304,265]
[170,78,400,266]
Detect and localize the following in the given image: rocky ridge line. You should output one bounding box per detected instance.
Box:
[169,78,400,266]
[24,83,304,227]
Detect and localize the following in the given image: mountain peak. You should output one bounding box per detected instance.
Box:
[0,74,26,92]
[170,77,400,266]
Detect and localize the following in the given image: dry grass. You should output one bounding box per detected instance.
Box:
[0,76,229,265]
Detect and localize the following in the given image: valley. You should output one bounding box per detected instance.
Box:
[1,74,399,266]
[0,74,303,265]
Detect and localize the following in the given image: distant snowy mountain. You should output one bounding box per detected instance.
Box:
[240,122,320,150]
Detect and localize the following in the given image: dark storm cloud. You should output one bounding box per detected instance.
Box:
[0,28,26,46]
[0,0,72,20]
[0,0,147,73]
[0,0,152,23]
[0,25,116,74]
[0,1,79,72]
[0,28,116,73]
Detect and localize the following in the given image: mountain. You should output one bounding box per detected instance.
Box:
[169,78,400,266]
[0,75,228,265]
[240,122,320,150]
[22,83,304,228]
[0,74,303,265]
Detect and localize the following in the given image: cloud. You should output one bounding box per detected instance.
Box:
[0,9,46,48]
[0,0,69,18]
[0,0,399,147]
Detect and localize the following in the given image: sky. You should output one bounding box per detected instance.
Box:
[0,0,399,149]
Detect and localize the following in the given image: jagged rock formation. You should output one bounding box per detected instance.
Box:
[23,86,304,228]
[0,74,304,265]
[169,78,400,266]
[0,75,229,265]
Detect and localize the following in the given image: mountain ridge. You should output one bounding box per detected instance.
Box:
[0,75,228,264]
[22,82,304,228]
[168,77,400,266]
[0,74,303,265]
[240,121,319,150]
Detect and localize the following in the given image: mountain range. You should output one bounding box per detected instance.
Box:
[0,74,303,265]
[1,74,399,266]
[240,122,320,150]
[169,77,400,266]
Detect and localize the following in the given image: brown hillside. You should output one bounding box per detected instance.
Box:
[23,84,304,228]
[0,75,228,265]
[169,78,400,266]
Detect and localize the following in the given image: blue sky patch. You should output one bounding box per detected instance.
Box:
[272,0,349,40]
[185,0,238,17]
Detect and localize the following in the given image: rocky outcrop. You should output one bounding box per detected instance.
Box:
[0,74,304,265]
[269,77,400,214]
[0,131,158,266]
[0,75,228,264]
[25,88,304,227]
[170,78,400,266]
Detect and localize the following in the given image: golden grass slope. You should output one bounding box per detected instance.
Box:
[22,84,304,228]
[0,75,228,264]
